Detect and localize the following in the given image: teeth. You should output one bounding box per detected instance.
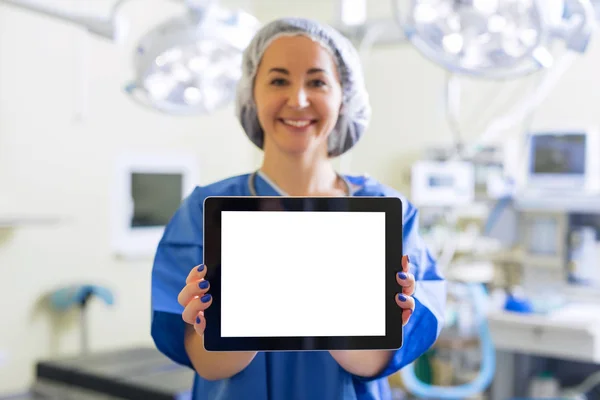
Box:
[283,119,311,127]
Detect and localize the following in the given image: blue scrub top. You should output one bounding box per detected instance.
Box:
[151,172,446,400]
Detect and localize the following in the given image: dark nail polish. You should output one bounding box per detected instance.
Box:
[398,294,407,302]
[197,264,205,272]
[398,272,407,280]
[196,316,201,324]
[199,280,209,290]
[201,294,212,303]
[407,255,410,264]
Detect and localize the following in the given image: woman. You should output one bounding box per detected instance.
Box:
[151,17,446,400]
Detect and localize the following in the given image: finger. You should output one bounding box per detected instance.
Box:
[182,294,213,325]
[193,313,207,337]
[396,293,415,310]
[402,308,413,326]
[178,279,211,307]
[396,293,415,326]
[396,272,415,296]
[401,256,410,273]
[186,264,207,285]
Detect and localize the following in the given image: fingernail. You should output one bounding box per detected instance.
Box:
[201,294,212,303]
[199,280,209,290]
[398,272,407,280]
[407,255,410,264]
[197,264,205,272]
[398,294,407,302]
[196,316,201,324]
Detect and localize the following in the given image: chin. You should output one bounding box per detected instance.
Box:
[273,138,320,155]
[279,143,313,156]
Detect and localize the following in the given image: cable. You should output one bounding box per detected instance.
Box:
[460,51,577,160]
[400,283,496,399]
[561,370,600,399]
[445,73,463,158]
[483,196,512,236]
[435,210,459,272]
[337,22,386,175]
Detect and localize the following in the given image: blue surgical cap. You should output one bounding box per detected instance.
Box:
[235,17,371,157]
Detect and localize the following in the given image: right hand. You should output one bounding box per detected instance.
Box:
[178,264,213,337]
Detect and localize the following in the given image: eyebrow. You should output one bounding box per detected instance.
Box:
[268,67,327,75]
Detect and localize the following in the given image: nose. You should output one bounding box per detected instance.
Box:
[286,85,309,109]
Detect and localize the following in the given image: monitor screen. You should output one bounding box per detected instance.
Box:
[428,175,455,187]
[219,210,386,338]
[130,173,183,227]
[531,133,586,175]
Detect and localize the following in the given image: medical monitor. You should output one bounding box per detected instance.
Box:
[111,152,198,259]
[526,129,600,193]
[411,161,475,207]
[202,196,404,352]
[130,173,182,227]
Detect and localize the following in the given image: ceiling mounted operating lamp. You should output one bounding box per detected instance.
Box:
[392,0,597,79]
[125,1,260,115]
[0,0,260,115]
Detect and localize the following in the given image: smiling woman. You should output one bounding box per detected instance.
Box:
[253,35,344,160]
[150,17,446,400]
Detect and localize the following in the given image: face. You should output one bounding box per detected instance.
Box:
[253,35,343,157]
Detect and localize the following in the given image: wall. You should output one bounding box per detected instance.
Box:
[0,0,261,393]
[1,0,600,394]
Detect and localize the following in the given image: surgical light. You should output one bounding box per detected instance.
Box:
[392,0,596,79]
[126,4,259,115]
[0,0,260,115]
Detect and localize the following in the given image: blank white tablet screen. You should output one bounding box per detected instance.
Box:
[220,211,386,337]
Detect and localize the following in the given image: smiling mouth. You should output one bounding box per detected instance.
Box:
[279,119,317,128]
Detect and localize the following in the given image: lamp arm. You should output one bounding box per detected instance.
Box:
[110,0,217,16]
[0,0,127,42]
[562,0,597,53]
[0,0,218,41]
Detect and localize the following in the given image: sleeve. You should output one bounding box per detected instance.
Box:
[150,189,204,369]
[356,198,447,382]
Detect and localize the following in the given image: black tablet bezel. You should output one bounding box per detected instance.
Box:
[202,196,404,352]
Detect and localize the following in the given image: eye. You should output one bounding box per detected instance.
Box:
[270,78,288,86]
[309,79,326,88]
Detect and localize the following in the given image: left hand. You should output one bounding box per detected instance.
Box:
[396,255,416,326]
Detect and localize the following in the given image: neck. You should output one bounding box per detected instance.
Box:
[260,148,346,197]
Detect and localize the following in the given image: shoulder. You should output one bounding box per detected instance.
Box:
[177,173,250,218]
[160,173,250,245]
[198,174,251,197]
[346,174,417,220]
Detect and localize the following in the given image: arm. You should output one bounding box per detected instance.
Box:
[330,198,446,380]
[183,325,257,381]
[329,350,394,378]
[151,189,257,381]
[153,242,256,381]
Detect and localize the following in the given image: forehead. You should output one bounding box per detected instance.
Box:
[258,35,338,72]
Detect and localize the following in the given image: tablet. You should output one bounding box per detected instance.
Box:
[202,196,404,352]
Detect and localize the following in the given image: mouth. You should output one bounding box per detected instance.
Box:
[278,118,317,130]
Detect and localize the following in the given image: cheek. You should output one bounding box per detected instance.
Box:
[315,96,342,124]
[256,95,284,123]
